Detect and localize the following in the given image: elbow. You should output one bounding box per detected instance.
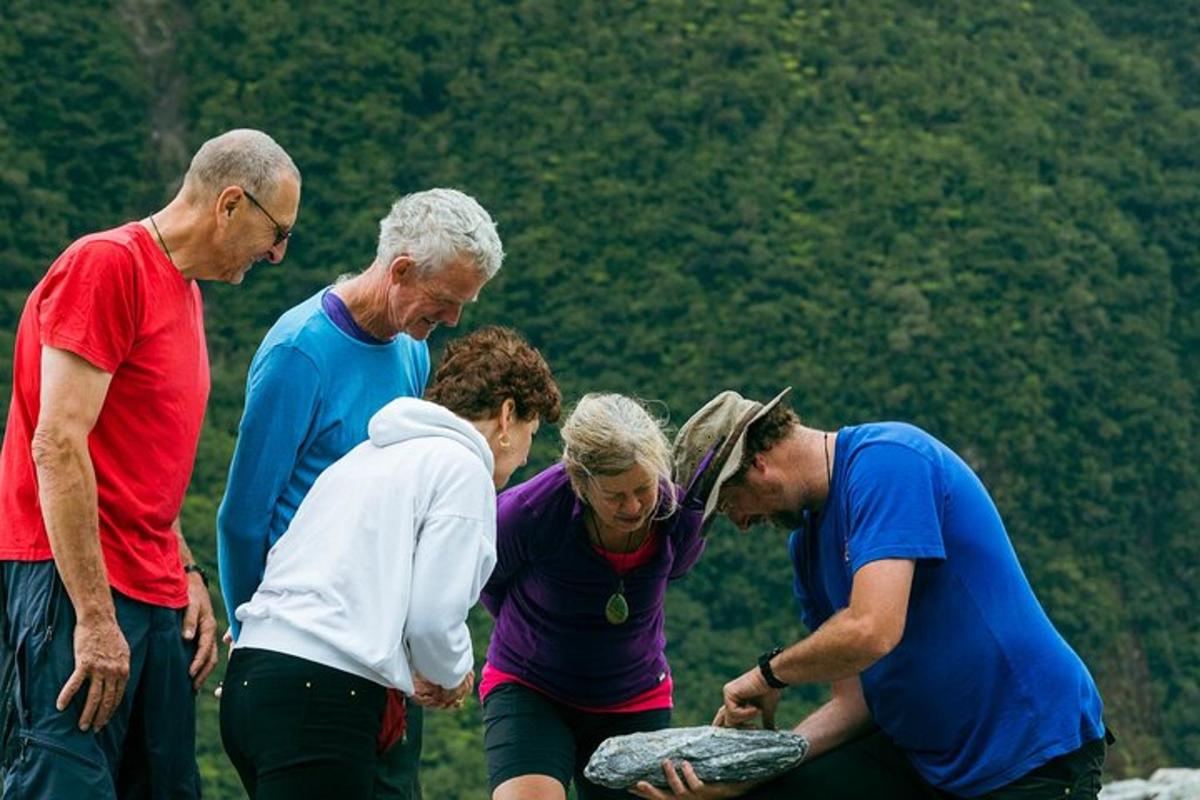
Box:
[31,424,77,472]
[852,616,905,663]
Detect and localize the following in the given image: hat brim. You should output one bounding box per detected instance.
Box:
[700,387,792,525]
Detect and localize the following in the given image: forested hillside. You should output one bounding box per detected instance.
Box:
[2,1,1197,797]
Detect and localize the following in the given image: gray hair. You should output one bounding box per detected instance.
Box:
[561,394,678,516]
[182,129,300,202]
[375,188,504,279]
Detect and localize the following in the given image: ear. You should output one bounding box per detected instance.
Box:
[214,186,243,232]
[750,452,769,475]
[497,398,517,433]
[388,255,416,285]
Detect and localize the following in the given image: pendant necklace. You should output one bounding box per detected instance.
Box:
[587,511,639,625]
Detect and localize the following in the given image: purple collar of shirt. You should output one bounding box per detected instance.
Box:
[321,288,389,345]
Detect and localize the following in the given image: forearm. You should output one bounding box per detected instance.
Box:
[174,518,195,565]
[792,688,875,760]
[772,608,890,685]
[32,429,113,621]
[217,516,270,639]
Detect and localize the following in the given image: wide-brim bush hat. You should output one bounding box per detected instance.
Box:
[672,387,792,526]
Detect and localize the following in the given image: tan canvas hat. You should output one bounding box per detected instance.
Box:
[672,387,792,525]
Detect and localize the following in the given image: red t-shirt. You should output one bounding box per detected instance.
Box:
[0,222,210,608]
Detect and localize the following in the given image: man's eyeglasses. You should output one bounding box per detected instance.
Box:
[242,188,292,247]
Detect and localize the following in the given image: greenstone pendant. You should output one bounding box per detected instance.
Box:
[605,591,629,625]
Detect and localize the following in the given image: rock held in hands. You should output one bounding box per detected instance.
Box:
[584,725,809,789]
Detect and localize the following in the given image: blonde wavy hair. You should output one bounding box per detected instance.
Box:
[561,393,677,517]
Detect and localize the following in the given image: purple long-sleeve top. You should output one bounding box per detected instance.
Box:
[481,463,706,707]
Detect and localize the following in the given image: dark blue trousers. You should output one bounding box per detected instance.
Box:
[0,560,200,799]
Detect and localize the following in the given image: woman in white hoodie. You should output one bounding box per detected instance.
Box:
[219,326,561,800]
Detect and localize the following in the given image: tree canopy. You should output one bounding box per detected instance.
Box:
[2,1,1197,796]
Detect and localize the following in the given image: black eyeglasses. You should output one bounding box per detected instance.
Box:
[242,188,292,247]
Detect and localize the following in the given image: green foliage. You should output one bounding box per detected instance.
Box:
[2,1,1198,796]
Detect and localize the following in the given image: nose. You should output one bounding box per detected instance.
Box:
[266,238,289,264]
[622,495,643,517]
[440,304,464,327]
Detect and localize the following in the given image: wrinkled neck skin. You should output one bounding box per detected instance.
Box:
[332,267,397,340]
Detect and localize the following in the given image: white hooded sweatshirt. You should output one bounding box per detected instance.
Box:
[235,397,497,693]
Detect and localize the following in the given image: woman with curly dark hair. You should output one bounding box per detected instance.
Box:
[220,326,560,800]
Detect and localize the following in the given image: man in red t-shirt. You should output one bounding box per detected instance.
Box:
[0,129,301,799]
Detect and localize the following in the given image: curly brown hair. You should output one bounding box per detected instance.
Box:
[425,326,562,424]
[727,402,800,484]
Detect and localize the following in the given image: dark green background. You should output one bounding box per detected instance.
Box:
[2,1,1197,796]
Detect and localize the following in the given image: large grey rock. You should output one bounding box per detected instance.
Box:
[1101,768,1200,799]
[584,726,809,790]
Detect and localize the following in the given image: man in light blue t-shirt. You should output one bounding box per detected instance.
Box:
[217,188,504,800]
[657,389,1106,800]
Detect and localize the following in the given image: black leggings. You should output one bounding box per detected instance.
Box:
[220,648,387,800]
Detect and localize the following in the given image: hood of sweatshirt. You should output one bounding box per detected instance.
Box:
[367,397,495,474]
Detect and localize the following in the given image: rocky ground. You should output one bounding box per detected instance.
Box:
[1102,769,1200,799]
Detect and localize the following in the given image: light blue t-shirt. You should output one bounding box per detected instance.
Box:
[789,422,1103,797]
[217,289,429,638]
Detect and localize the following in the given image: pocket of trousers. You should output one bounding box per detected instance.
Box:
[298,676,382,760]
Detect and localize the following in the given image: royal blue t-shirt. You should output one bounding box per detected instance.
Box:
[789,423,1103,797]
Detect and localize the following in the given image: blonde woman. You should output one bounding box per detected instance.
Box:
[479,394,707,800]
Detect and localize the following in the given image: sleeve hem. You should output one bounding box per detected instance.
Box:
[851,545,945,574]
[40,332,123,374]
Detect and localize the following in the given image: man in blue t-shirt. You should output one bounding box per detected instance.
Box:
[217,188,504,800]
[654,389,1106,800]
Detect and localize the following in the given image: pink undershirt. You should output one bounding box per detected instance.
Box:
[478,530,674,713]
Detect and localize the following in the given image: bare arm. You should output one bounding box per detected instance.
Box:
[719,559,914,728]
[174,519,218,689]
[793,676,875,759]
[632,672,878,799]
[31,346,129,731]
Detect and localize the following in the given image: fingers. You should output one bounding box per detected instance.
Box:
[181,596,199,642]
[191,637,219,690]
[189,614,218,688]
[762,705,776,731]
[712,705,728,727]
[663,759,688,795]
[723,697,761,728]
[56,667,87,713]
[680,761,705,791]
[77,675,104,731]
[632,781,667,800]
[95,674,122,730]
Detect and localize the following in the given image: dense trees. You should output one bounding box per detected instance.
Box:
[3,2,1197,795]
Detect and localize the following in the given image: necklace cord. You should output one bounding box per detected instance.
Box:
[149,215,176,267]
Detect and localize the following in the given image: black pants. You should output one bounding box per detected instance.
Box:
[482,681,672,800]
[374,702,423,799]
[747,730,1107,800]
[0,560,200,800]
[220,647,387,800]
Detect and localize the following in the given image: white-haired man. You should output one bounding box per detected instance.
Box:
[0,128,301,798]
[217,187,503,799]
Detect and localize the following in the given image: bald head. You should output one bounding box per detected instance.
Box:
[181,129,300,205]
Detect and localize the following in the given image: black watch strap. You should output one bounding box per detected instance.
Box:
[184,563,209,588]
[758,645,788,689]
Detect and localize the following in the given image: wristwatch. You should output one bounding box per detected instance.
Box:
[757,646,788,689]
[184,563,209,588]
